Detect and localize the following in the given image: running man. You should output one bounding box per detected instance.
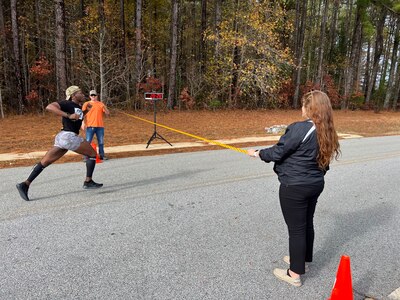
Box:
[16,85,103,201]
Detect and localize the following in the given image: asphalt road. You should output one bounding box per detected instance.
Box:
[1,136,399,300]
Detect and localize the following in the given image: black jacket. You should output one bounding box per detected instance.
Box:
[259,120,327,185]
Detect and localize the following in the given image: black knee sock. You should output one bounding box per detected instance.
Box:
[27,163,45,183]
[86,157,96,178]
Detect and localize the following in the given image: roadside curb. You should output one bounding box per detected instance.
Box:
[0,133,362,162]
[389,287,400,300]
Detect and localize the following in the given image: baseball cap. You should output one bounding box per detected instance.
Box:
[65,86,81,100]
[89,90,97,96]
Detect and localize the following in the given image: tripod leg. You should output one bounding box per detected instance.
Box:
[155,132,173,146]
[146,132,158,148]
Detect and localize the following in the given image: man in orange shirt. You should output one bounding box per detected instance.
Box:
[82,90,110,160]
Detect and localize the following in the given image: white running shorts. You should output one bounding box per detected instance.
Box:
[54,131,84,151]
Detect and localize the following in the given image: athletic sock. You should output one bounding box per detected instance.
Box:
[27,163,45,183]
[86,157,96,178]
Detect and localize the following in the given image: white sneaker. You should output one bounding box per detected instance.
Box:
[283,256,309,273]
[273,268,302,287]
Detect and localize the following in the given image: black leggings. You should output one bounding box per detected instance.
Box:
[279,182,324,274]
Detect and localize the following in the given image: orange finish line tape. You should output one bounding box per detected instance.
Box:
[119,111,247,154]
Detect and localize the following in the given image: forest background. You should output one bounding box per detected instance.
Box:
[1,0,400,115]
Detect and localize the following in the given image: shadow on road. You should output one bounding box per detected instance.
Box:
[312,202,396,298]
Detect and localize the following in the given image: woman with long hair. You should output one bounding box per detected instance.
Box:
[247,90,340,287]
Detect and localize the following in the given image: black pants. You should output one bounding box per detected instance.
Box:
[279,182,324,274]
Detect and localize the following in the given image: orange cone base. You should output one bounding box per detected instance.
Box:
[96,155,102,164]
[328,255,353,300]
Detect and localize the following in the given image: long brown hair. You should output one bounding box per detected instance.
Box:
[302,90,340,168]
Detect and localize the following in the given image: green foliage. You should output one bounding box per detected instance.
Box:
[371,85,387,108]
[356,0,371,8]
[358,0,375,40]
[336,23,349,59]
[208,99,222,110]
[204,0,293,108]
[363,20,375,41]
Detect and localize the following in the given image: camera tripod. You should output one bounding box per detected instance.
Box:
[146,99,173,148]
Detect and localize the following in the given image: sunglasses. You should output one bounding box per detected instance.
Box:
[90,94,97,96]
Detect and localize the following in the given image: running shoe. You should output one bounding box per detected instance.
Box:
[16,182,30,201]
[83,180,103,189]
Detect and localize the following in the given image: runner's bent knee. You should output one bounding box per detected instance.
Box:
[74,140,97,156]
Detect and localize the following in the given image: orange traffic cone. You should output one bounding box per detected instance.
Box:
[91,142,102,164]
[328,255,353,300]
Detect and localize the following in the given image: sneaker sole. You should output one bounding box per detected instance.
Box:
[83,185,103,189]
[16,184,30,201]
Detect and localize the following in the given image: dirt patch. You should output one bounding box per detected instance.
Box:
[1,109,399,168]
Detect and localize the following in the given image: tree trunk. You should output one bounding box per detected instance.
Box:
[352,32,363,94]
[135,0,143,107]
[200,0,207,72]
[343,2,363,108]
[384,19,400,109]
[365,8,386,105]
[229,0,241,107]
[150,6,158,80]
[363,40,371,96]
[392,62,400,110]
[20,29,29,97]
[55,0,67,100]
[35,0,42,54]
[350,5,364,95]
[231,41,240,108]
[212,0,222,101]
[307,0,317,83]
[302,0,313,83]
[214,0,222,58]
[292,0,307,108]
[167,0,179,109]
[0,87,4,118]
[11,0,24,113]
[120,0,126,61]
[79,0,89,63]
[378,18,393,90]
[387,60,400,109]
[120,0,130,107]
[0,0,11,92]
[98,0,107,102]
[328,0,339,63]
[341,0,354,109]
[316,0,328,86]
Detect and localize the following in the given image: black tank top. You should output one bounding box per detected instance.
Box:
[58,100,84,134]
